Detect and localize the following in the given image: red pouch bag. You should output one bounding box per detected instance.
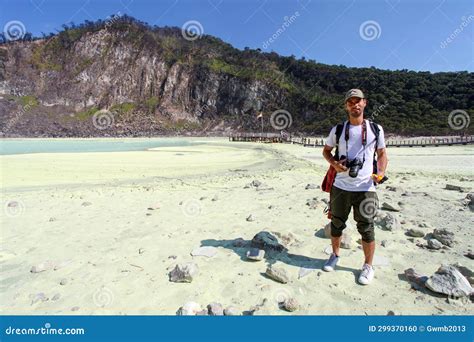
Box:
[321,165,337,193]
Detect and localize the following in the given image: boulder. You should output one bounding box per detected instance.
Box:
[169,263,199,283]
[425,265,473,298]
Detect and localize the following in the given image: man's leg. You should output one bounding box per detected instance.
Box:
[361,240,375,265]
[330,186,352,256]
[353,191,378,265]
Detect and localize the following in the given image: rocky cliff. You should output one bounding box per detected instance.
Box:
[1,16,472,137]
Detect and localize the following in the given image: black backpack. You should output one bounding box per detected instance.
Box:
[333,120,381,175]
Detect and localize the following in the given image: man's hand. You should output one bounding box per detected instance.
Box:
[332,160,348,173]
[371,173,385,183]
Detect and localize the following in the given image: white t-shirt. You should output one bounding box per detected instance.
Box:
[325,120,385,192]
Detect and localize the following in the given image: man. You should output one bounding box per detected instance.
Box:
[321,89,388,285]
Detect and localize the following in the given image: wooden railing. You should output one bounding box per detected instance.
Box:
[229,133,474,147]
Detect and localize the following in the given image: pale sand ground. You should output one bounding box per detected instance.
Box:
[0,138,473,315]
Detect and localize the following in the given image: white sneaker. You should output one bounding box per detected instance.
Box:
[358,263,375,285]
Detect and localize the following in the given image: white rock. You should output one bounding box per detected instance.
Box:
[177,302,202,315]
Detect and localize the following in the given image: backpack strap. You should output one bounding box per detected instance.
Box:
[369,120,380,151]
[334,122,345,160]
[368,120,381,177]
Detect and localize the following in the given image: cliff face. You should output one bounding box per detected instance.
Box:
[0,26,285,137]
[1,17,473,137]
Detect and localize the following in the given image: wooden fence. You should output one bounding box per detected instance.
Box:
[229,133,474,147]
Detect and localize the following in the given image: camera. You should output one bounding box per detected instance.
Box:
[339,155,364,178]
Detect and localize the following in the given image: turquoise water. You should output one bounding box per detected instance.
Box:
[0,138,200,155]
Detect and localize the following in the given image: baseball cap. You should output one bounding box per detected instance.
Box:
[344,89,365,102]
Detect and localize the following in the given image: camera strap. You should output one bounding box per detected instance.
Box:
[344,120,367,164]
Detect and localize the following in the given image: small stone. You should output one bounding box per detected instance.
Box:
[71,306,80,311]
[375,212,400,231]
[427,239,443,250]
[31,293,48,305]
[49,217,56,222]
[139,248,145,255]
[224,306,240,316]
[81,202,92,207]
[324,223,332,238]
[177,302,202,315]
[305,183,318,190]
[306,198,319,209]
[30,261,54,273]
[199,196,207,201]
[464,252,474,260]
[60,278,68,285]
[265,266,289,284]
[52,293,61,301]
[404,268,428,289]
[282,297,299,312]
[406,229,425,238]
[387,310,396,316]
[207,302,224,316]
[246,248,265,261]
[246,214,255,222]
[340,233,352,249]
[251,180,262,187]
[271,231,300,247]
[381,202,401,212]
[381,240,388,247]
[169,263,199,283]
[211,195,218,201]
[251,231,287,252]
[432,228,455,247]
[445,184,467,192]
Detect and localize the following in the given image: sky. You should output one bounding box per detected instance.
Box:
[1,0,473,73]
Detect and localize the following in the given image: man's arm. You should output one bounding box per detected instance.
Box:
[373,147,388,182]
[322,145,347,173]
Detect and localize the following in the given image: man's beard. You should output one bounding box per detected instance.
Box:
[349,109,363,118]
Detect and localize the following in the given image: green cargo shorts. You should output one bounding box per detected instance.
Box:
[330,185,378,242]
